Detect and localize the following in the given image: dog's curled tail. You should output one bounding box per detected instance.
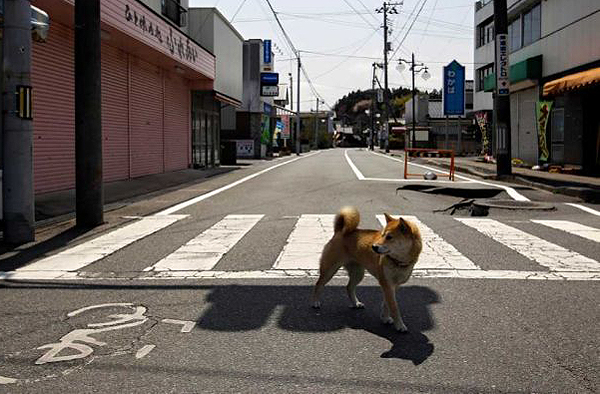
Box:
[334,206,360,235]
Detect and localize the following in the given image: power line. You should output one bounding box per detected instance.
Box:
[230,0,248,23]
[389,0,428,60]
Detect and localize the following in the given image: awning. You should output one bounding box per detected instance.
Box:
[543,67,600,97]
[215,92,242,108]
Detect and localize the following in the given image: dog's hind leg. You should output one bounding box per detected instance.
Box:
[311,250,342,308]
[345,263,365,309]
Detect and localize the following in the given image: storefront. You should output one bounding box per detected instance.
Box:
[29,0,215,193]
[542,65,600,175]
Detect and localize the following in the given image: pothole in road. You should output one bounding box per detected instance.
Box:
[433,198,556,216]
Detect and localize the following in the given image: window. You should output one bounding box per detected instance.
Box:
[476,64,494,91]
[161,0,187,27]
[526,4,541,44]
[476,19,494,48]
[508,17,521,52]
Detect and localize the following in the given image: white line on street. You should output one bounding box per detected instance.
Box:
[3,269,599,281]
[565,203,600,217]
[0,376,17,385]
[531,220,600,243]
[161,319,196,333]
[16,215,187,272]
[148,215,264,271]
[135,344,156,359]
[371,151,530,201]
[157,152,320,216]
[457,218,600,271]
[377,215,480,270]
[273,214,334,270]
[344,149,365,180]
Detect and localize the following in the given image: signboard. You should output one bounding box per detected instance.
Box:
[260,72,279,85]
[262,39,273,71]
[236,140,254,157]
[536,101,553,162]
[377,89,384,103]
[263,39,272,64]
[261,85,279,96]
[495,33,509,95]
[281,115,291,139]
[443,60,465,116]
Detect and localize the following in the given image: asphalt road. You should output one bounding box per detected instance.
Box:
[1,148,599,393]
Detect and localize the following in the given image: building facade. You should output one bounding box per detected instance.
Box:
[474,0,600,174]
[233,39,276,159]
[188,7,243,168]
[2,0,216,195]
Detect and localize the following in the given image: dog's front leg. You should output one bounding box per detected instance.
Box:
[380,300,392,324]
[381,283,408,333]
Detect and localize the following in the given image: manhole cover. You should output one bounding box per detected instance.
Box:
[473,199,555,210]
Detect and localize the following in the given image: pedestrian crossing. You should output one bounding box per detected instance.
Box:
[1,213,599,281]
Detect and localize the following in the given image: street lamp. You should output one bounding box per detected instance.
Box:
[397,53,429,149]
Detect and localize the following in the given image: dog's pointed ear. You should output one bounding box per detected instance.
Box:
[384,213,394,223]
[398,217,408,231]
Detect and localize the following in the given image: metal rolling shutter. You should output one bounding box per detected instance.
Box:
[31,22,75,194]
[164,73,190,171]
[130,58,164,178]
[101,43,129,182]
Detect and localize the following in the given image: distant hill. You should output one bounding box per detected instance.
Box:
[333,87,436,132]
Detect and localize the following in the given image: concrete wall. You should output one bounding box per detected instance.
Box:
[188,8,243,102]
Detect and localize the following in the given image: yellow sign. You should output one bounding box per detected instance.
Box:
[17,85,33,119]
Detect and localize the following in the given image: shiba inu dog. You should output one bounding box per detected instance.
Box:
[311,207,423,332]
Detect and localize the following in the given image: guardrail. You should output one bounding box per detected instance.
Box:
[403,148,455,181]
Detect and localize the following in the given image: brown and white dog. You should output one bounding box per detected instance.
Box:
[311,207,422,332]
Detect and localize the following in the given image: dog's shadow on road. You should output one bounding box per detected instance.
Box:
[197,284,439,365]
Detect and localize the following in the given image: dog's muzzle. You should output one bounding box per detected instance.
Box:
[372,244,389,254]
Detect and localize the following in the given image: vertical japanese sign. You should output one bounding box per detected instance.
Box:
[475,112,492,156]
[495,33,509,96]
[281,115,291,139]
[262,39,273,72]
[443,60,465,116]
[536,101,553,162]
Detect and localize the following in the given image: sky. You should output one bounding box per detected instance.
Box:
[189,0,476,112]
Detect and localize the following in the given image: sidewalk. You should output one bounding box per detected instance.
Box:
[379,148,600,203]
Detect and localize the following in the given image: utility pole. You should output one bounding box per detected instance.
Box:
[314,98,320,148]
[493,0,512,175]
[289,72,293,111]
[296,55,301,155]
[411,53,416,148]
[2,0,35,243]
[370,63,376,151]
[75,0,104,227]
[377,2,400,153]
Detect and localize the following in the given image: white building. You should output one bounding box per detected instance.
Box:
[473,0,600,174]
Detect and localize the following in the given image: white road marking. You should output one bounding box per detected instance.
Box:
[148,215,264,271]
[135,344,156,359]
[16,215,187,272]
[0,376,17,385]
[161,319,196,333]
[370,151,530,201]
[5,269,597,280]
[377,215,480,270]
[344,149,365,180]
[273,215,335,270]
[457,218,600,272]
[565,203,600,217]
[157,152,320,216]
[531,220,600,243]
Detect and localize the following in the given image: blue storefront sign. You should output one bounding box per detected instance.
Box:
[260,72,279,85]
[443,60,465,116]
[263,103,272,114]
[263,39,272,64]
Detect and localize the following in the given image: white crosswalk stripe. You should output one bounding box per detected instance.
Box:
[457,218,600,272]
[531,220,600,243]
[273,215,334,270]
[377,215,480,270]
[15,215,187,273]
[147,215,264,271]
[1,213,599,281]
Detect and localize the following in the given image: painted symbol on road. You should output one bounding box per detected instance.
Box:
[1,303,197,385]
